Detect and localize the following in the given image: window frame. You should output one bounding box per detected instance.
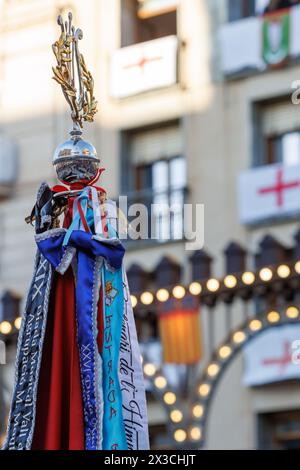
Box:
[120,123,188,246]
[228,0,256,23]
[120,0,178,48]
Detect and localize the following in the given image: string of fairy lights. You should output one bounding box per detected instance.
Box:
[136,260,300,446]
[130,261,300,308]
[1,262,296,334]
[143,304,300,446]
[0,316,21,336]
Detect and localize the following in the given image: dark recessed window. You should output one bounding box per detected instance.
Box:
[255,98,300,167]
[258,410,300,450]
[266,132,300,166]
[228,0,256,22]
[121,0,177,47]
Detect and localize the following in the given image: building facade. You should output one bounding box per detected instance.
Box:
[1,0,300,449]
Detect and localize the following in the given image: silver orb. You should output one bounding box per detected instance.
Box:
[53,134,100,184]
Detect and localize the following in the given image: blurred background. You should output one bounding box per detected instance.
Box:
[2,0,300,450]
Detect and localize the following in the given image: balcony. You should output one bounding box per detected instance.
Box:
[119,185,188,247]
[219,5,300,77]
[110,35,178,98]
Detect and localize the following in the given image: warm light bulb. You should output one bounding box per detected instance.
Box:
[140,291,154,305]
[174,429,187,443]
[170,410,183,423]
[295,261,300,274]
[259,268,273,282]
[249,319,262,332]
[0,321,12,335]
[164,392,176,405]
[207,363,220,378]
[277,265,291,279]
[154,376,167,389]
[156,289,169,302]
[218,345,232,359]
[131,295,138,308]
[143,363,156,377]
[267,311,280,323]
[224,275,237,289]
[198,383,210,397]
[286,306,299,319]
[189,282,202,296]
[242,272,255,285]
[190,426,202,441]
[172,285,186,299]
[14,317,22,330]
[192,404,204,418]
[206,279,220,292]
[233,331,246,344]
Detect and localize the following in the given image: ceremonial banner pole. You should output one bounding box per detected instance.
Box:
[3,12,149,451]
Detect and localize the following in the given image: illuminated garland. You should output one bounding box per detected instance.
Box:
[131,260,300,308]
[142,305,300,446]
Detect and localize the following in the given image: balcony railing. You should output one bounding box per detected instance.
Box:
[117,186,188,245]
[219,5,300,77]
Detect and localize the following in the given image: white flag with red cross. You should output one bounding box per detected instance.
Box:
[110,35,178,98]
[243,324,300,387]
[238,163,300,224]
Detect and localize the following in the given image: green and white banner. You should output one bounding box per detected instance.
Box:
[263,10,290,66]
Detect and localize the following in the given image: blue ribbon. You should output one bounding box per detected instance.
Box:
[76,250,102,450]
[101,267,128,450]
[63,188,92,247]
[36,225,126,450]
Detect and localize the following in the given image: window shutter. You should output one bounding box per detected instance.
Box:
[130,125,183,165]
[261,100,300,136]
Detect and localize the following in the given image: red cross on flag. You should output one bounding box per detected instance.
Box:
[243,324,300,387]
[238,163,300,224]
[110,35,178,98]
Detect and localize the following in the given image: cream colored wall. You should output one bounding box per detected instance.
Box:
[0,0,57,293]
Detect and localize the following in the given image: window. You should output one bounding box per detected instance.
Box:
[258,410,300,450]
[267,132,300,166]
[228,0,256,21]
[229,0,300,21]
[121,0,177,47]
[147,156,186,240]
[121,124,186,243]
[256,98,300,167]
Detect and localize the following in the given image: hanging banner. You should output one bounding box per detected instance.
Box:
[244,324,300,387]
[158,294,202,365]
[237,163,300,225]
[138,0,179,19]
[110,35,178,98]
[263,9,290,66]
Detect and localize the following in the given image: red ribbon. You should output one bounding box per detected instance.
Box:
[52,168,107,195]
[52,168,107,229]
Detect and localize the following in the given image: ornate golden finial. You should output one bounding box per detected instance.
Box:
[52,12,98,129]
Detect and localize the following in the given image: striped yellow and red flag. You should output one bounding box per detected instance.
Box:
[158,294,202,365]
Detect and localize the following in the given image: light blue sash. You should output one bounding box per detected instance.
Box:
[101,266,128,450]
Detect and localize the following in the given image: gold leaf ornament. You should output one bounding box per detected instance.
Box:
[52,12,98,128]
